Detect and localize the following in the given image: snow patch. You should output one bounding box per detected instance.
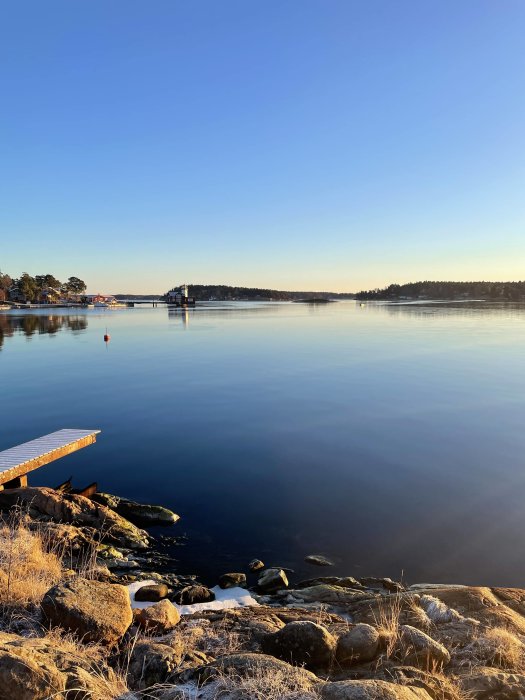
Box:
[127,580,259,615]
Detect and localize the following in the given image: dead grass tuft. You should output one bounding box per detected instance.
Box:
[0,514,63,613]
[210,661,320,700]
[372,593,403,658]
[463,626,525,670]
[171,618,243,659]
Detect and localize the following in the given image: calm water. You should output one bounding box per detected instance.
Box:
[1,301,525,587]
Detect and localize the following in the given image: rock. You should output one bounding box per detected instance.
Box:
[195,652,319,685]
[134,584,169,602]
[97,544,125,559]
[305,554,335,567]
[65,665,121,700]
[336,624,380,664]
[0,631,121,700]
[0,646,66,700]
[349,593,428,630]
[261,620,336,668]
[28,521,94,552]
[42,577,132,644]
[218,572,247,589]
[173,585,215,605]
[358,577,404,593]
[258,568,288,592]
[287,584,371,605]
[458,668,525,699]
[135,599,180,633]
[396,625,450,669]
[248,559,265,572]
[405,585,525,634]
[92,492,180,526]
[296,576,362,589]
[127,639,184,690]
[105,557,140,571]
[0,487,149,550]
[320,680,433,700]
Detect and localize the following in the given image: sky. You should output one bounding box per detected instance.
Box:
[1,1,524,294]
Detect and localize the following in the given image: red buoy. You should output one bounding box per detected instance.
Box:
[104,327,110,343]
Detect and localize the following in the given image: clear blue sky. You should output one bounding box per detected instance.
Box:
[2,1,524,293]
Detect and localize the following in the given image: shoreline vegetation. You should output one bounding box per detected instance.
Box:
[116,285,356,302]
[4,274,525,306]
[355,280,525,301]
[0,270,86,305]
[0,485,524,699]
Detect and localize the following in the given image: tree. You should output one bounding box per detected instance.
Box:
[0,271,12,302]
[64,276,86,295]
[35,274,61,291]
[15,273,38,302]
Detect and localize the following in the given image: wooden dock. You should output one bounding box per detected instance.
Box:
[0,429,101,489]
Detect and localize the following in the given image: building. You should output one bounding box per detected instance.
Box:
[163,284,195,306]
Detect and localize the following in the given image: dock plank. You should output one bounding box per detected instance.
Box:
[0,429,101,487]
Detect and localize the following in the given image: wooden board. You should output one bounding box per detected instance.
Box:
[0,429,101,487]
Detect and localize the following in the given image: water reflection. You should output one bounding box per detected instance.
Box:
[168,307,191,328]
[0,314,88,349]
[359,300,525,320]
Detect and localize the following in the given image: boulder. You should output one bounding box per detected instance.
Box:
[0,632,119,700]
[42,577,132,644]
[0,647,66,700]
[218,572,246,589]
[305,554,335,567]
[248,559,265,572]
[195,652,319,685]
[321,680,433,700]
[261,620,336,668]
[97,544,125,560]
[127,639,184,690]
[336,624,380,664]
[296,576,362,589]
[407,585,525,635]
[458,668,525,699]
[258,568,288,592]
[134,584,169,602]
[173,585,215,605]
[92,492,180,526]
[65,665,121,700]
[287,584,371,605]
[396,625,450,669]
[358,577,404,593]
[28,521,94,552]
[135,599,180,633]
[0,487,149,550]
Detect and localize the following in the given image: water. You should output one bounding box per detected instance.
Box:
[1,301,525,587]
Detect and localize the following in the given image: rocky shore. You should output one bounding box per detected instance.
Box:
[0,486,524,699]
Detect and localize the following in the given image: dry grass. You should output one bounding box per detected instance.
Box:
[431,674,475,700]
[371,593,403,658]
[0,514,63,612]
[397,670,474,700]
[171,618,243,659]
[61,666,130,700]
[460,626,525,670]
[41,625,106,663]
[209,662,320,700]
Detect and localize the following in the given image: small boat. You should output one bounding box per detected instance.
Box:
[95,297,126,309]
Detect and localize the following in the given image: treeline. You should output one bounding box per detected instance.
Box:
[0,271,86,303]
[355,281,525,301]
[187,285,354,301]
[116,286,354,301]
